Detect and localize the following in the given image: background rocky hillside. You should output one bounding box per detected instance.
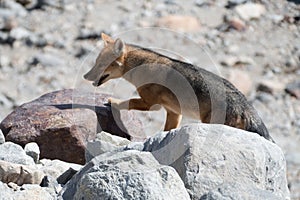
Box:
[0,0,299,198]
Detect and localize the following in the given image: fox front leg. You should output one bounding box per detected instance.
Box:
[108,98,161,111]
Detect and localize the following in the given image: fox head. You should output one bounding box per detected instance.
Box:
[84,33,126,86]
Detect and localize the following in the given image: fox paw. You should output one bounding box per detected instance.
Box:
[107,97,123,109]
[108,97,122,104]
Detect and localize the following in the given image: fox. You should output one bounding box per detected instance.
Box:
[84,33,274,142]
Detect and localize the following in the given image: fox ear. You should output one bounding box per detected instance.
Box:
[101,33,114,45]
[114,39,125,56]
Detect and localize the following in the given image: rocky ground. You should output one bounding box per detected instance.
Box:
[0,0,299,199]
[0,123,291,199]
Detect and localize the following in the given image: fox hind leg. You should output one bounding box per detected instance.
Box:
[164,111,182,131]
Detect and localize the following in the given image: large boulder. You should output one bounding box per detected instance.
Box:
[140,123,290,199]
[0,89,143,164]
[59,150,190,200]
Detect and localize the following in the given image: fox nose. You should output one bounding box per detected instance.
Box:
[92,81,99,87]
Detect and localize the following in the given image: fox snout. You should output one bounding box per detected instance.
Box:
[84,70,108,87]
[83,72,94,81]
[83,65,103,86]
[83,64,100,81]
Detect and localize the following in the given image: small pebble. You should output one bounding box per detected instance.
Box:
[285,81,300,99]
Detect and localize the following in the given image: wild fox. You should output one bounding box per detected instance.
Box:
[84,33,274,142]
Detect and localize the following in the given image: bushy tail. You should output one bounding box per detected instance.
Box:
[245,109,275,143]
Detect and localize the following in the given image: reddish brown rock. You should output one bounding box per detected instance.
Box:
[229,18,246,31]
[156,15,201,32]
[0,89,143,164]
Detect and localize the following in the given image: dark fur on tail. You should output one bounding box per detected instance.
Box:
[244,106,275,143]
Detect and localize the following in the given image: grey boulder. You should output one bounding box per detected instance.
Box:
[85,131,131,162]
[141,123,290,199]
[0,142,35,165]
[59,150,190,200]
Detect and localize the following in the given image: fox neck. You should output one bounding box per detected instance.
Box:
[122,44,171,85]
